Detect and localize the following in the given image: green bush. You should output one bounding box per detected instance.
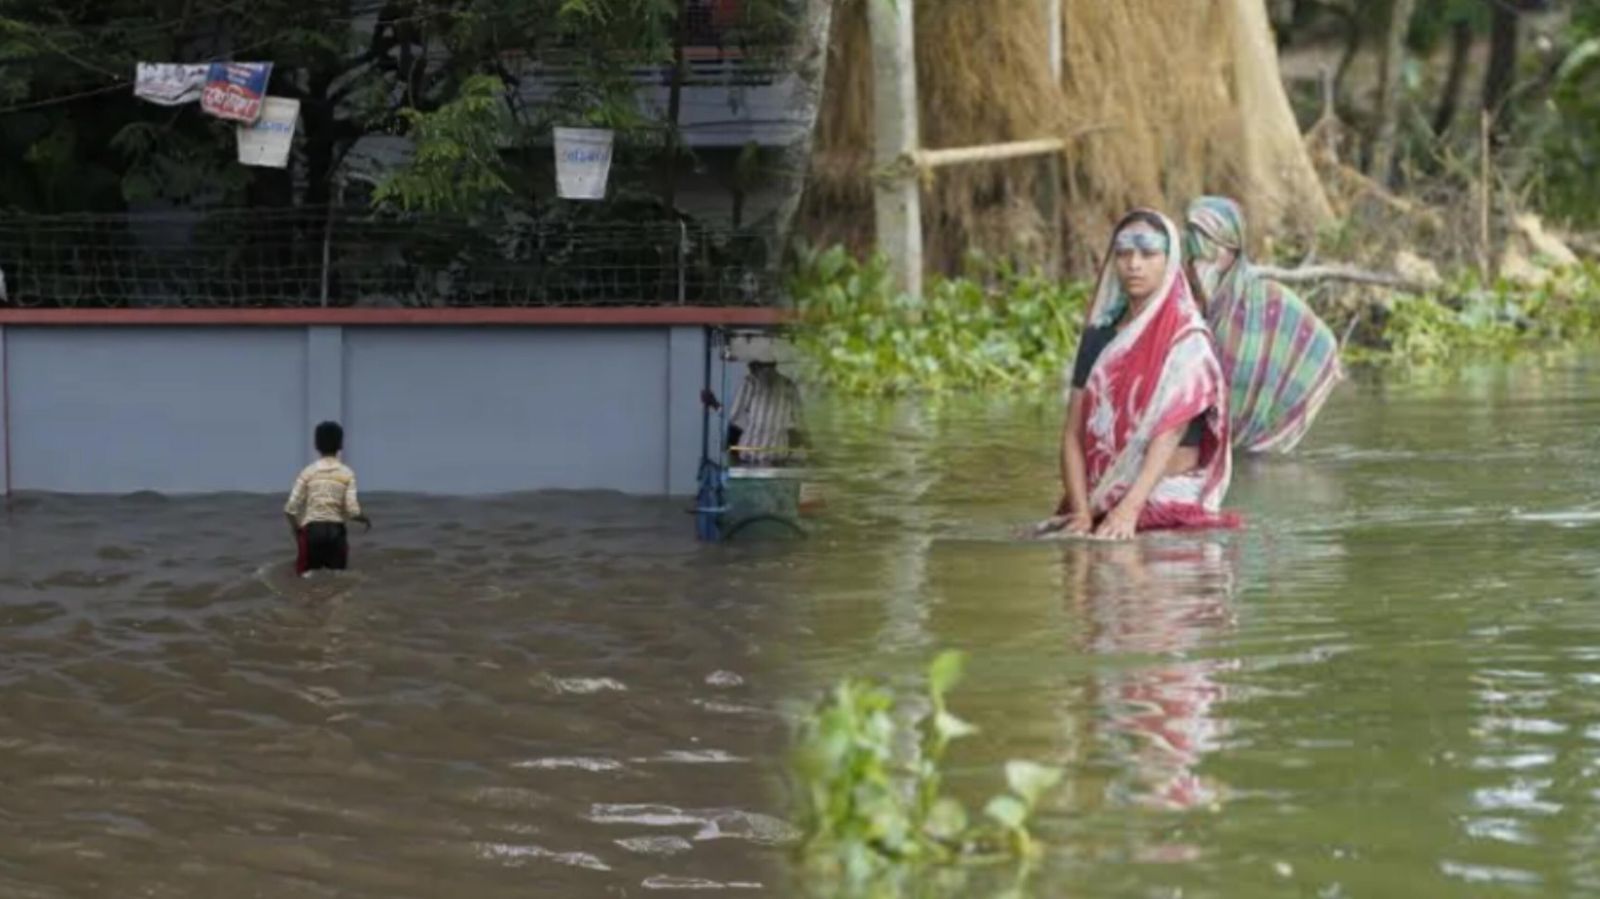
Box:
[1353,262,1600,365]
[790,245,1089,395]
[793,650,1063,889]
[791,245,1600,387]
[1538,10,1600,228]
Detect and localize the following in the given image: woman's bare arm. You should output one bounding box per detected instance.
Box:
[1023,392,1097,536]
[1061,392,1092,520]
[1095,426,1184,539]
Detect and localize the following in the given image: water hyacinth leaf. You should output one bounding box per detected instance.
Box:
[791,649,1071,877]
[983,795,1028,831]
[924,797,969,841]
[867,798,911,853]
[934,710,979,742]
[927,650,966,698]
[1004,760,1064,807]
[817,246,846,281]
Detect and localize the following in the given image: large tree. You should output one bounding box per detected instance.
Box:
[0,0,798,214]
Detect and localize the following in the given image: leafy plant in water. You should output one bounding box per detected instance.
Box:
[792,650,1063,886]
[790,244,1089,395]
[1349,262,1600,366]
[792,244,1600,388]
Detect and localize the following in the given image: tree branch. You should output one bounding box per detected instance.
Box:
[1254,263,1429,293]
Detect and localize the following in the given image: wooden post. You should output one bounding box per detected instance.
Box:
[1479,109,1493,281]
[867,0,922,298]
[1039,0,1063,276]
[1046,0,1062,80]
[319,179,342,309]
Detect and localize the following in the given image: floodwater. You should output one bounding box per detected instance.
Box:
[0,495,803,896]
[4,359,1600,897]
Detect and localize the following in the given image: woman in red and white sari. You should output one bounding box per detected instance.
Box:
[1037,209,1239,540]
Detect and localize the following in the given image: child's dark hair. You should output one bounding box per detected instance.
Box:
[315,421,344,456]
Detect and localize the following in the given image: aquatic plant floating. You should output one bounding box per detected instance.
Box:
[791,649,1064,885]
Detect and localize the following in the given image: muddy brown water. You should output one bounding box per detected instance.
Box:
[4,359,1600,897]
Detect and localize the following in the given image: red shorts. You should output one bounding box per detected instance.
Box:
[295,522,349,575]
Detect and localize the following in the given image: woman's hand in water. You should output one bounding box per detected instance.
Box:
[1027,516,1067,537]
[1029,512,1093,538]
[1093,505,1139,541]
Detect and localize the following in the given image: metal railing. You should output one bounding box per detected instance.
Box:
[0,207,776,309]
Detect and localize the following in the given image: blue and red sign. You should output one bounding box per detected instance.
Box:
[201,62,273,123]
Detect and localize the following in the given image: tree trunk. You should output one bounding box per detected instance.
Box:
[1483,2,1519,141]
[662,0,692,211]
[1431,19,1471,136]
[300,69,340,208]
[1227,0,1334,235]
[1369,0,1416,186]
[1270,0,1297,45]
[768,0,835,262]
[1332,10,1362,108]
[867,0,922,297]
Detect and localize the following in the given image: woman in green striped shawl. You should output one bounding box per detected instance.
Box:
[1183,197,1343,454]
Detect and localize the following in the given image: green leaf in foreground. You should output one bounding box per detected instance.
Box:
[924,797,969,841]
[983,795,1028,831]
[791,651,1063,884]
[927,649,967,699]
[1005,760,1065,807]
[933,710,979,743]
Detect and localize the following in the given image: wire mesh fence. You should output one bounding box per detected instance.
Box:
[0,207,778,308]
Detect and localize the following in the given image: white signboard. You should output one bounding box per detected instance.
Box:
[235,97,300,168]
[553,127,614,201]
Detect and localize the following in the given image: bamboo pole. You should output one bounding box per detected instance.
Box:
[1040,0,1063,276]
[911,138,1066,170]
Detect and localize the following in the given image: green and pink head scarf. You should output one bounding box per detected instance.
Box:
[1184,197,1343,454]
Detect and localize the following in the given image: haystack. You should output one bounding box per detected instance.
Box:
[796,0,1334,276]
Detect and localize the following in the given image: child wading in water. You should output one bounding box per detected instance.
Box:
[285,421,370,575]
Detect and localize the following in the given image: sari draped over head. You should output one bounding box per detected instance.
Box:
[1058,210,1238,532]
[1185,197,1343,454]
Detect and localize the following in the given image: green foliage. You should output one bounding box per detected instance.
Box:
[532,0,676,132]
[1348,262,1600,366]
[1539,9,1600,227]
[792,650,1063,889]
[1403,0,1490,53]
[373,73,513,214]
[110,119,248,206]
[793,245,1600,389]
[0,0,796,214]
[791,245,1090,395]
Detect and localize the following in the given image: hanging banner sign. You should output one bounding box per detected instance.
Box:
[236,97,300,168]
[133,63,209,106]
[553,127,614,201]
[201,62,273,124]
